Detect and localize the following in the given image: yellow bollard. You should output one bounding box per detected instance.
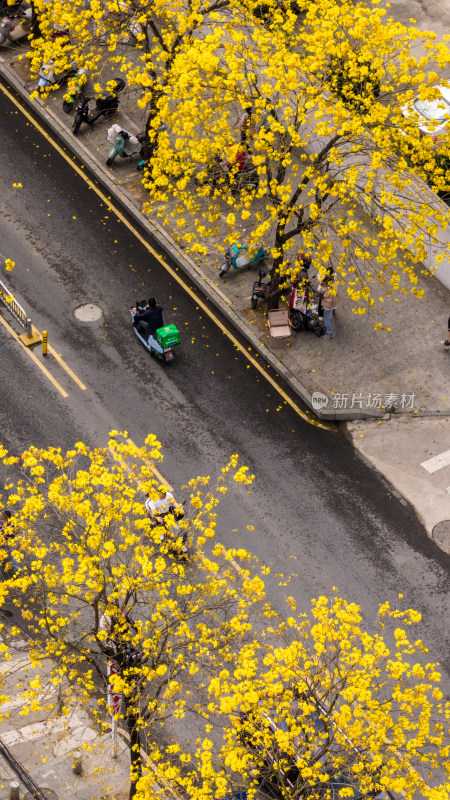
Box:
[72,750,83,775]
[9,782,20,800]
[42,330,48,357]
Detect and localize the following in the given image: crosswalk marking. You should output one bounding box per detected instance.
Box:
[0,657,29,674]
[0,712,87,746]
[420,449,450,474]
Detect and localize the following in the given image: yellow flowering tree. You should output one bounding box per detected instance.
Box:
[0,433,264,800]
[141,0,450,310]
[164,593,450,800]
[25,0,450,309]
[1,438,450,800]
[25,0,245,145]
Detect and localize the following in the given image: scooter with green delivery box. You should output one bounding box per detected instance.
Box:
[131,300,180,364]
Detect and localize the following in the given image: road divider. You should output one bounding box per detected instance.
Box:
[0,308,87,397]
[0,271,40,346]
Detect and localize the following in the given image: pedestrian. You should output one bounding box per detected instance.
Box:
[317,266,334,319]
[235,106,253,146]
[0,15,15,46]
[0,509,18,576]
[441,316,450,347]
[318,275,338,340]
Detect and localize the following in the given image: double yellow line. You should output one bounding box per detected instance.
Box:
[0,80,333,431]
[0,314,86,398]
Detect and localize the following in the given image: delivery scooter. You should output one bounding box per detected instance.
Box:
[131,301,180,364]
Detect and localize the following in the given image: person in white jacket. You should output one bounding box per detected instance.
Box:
[145,485,183,525]
[106,124,140,166]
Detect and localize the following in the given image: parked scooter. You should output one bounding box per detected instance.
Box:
[130,301,180,364]
[106,124,140,165]
[72,77,125,135]
[62,66,87,113]
[38,59,78,91]
[288,279,324,336]
[0,15,14,45]
[250,269,271,309]
[0,0,27,14]
[219,242,268,279]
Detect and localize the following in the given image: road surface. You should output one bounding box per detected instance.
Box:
[1,84,449,680]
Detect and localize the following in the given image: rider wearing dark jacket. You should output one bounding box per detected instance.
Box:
[133,298,164,337]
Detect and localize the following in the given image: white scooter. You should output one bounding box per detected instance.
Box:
[131,301,180,364]
[38,59,78,91]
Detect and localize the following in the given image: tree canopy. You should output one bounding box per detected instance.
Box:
[0,434,261,798]
[1,435,450,800]
[24,0,450,310]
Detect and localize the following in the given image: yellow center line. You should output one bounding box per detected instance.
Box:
[0,313,68,398]
[126,439,173,490]
[0,81,333,431]
[29,325,87,391]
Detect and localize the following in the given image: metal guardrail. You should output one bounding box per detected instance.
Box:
[0,259,33,338]
[0,735,51,800]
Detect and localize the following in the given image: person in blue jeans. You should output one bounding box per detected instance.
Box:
[1,509,18,576]
[318,276,338,339]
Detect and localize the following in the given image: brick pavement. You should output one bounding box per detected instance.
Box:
[0,636,130,800]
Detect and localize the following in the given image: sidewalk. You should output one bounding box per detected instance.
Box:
[1,43,450,545]
[0,636,130,800]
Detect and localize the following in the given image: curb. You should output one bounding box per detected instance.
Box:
[0,56,386,423]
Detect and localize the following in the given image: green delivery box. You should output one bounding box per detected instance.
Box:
[156,324,180,348]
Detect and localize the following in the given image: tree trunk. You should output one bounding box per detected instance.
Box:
[29,1,42,38]
[267,272,282,310]
[126,707,142,800]
[267,221,287,310]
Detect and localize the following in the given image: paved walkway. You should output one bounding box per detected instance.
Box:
[1,44,449,422]
[0,637,130,800]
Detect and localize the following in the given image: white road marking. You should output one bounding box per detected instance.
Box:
[0,657,29,674]
[53,724,97,757]
[40,769,58,779]
[0,711,87,746]
[420,449,450,474]
[0,694,35,713]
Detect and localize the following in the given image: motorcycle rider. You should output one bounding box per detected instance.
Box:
[145,485,183,526]
[132,297,163,341]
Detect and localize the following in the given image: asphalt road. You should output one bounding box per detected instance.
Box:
[1,85,450,678]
